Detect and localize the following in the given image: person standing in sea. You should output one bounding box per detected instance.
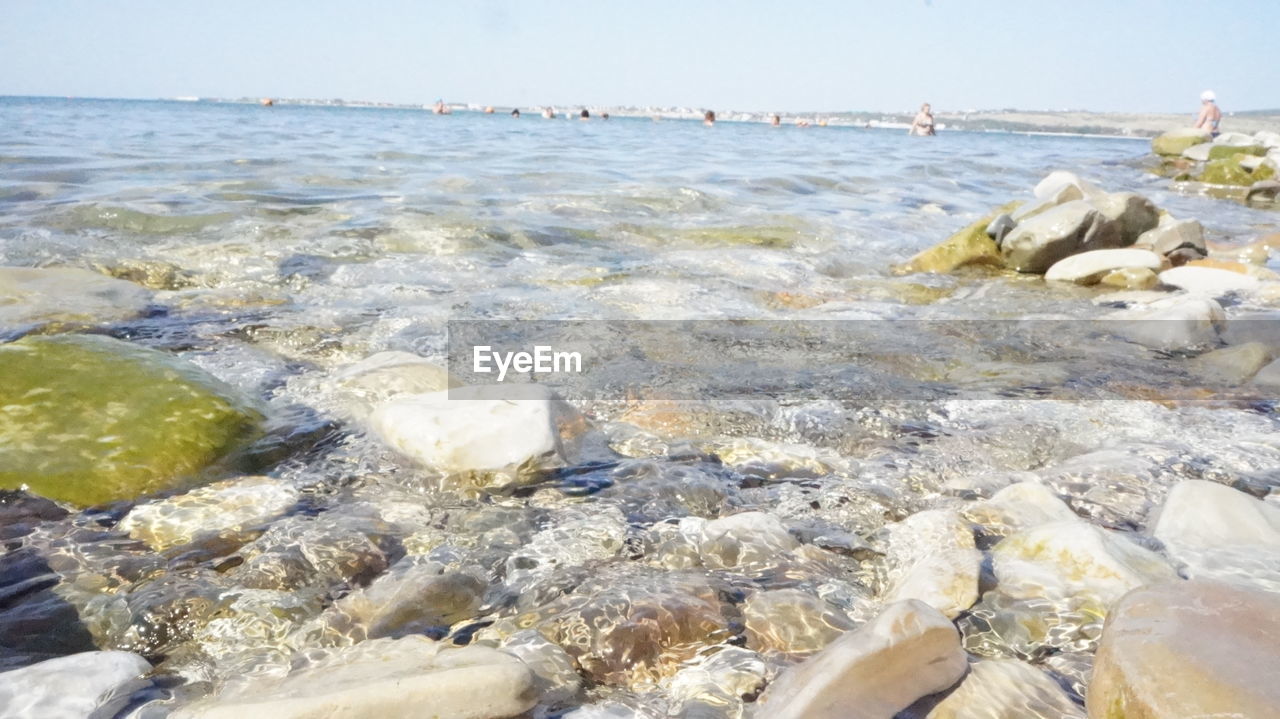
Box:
[704,110,715,126]
[909,103,936,136]
[1194,90,1222,137]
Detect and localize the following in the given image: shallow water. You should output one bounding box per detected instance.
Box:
[3,97,1280,717]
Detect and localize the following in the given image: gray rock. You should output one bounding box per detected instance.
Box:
[1252,357,1280,390]
[1104,295,1224,351]
[1135,217,1206,256]
[0,266,153,329]
[1189,342,1276,385]
[0,651,151,719]
[1093,192,1159,245]
[751,600,967,719]
[1001,201,1118,273]
[1180,143,1213,162]
[1246,179,1280,203]
[985,214,1017,244]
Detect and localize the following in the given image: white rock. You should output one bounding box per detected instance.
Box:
[119,476,299,550]
[1214,131,1258,146]
[1255,130,1280,149]
[1154,480,1280,549]
[1151,480,1280,591]
[992,520,1175,607]
[1180,143,1213,162]
[332,351,457,421]
[368,384,591,476]
[882,510,980,619]
[965,481,1077,535]
[1033,171,1101,201]
[751,600,967,719]
[901,658,1085,719]
[175,636,537,719]
[1158,266,1259,297]
[0,651,150,719]
[0,266,152,328]
[679,511,799,570]
[1104,295,1224,350]
[1044,249,1162,285]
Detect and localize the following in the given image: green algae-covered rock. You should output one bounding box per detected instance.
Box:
[1151,128,1211,157]
[1197,156,1277,186]
[1207,144,1267,161]
[893,201,1021,275]
[0,335,262,506]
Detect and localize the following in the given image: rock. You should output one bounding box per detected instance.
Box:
[93,258,195,290]
[1104,295,1224,351]
[1239,155,1266,171]
[496,630,582,708]
[900,658,1085,719]
[118,476,299,550]
[0,651,151,719]
[320,561,486,641]
[1002,192,1154,274]
[1134,217,1205,257]
[1157,266,1259,297]
[894,203,1020,275]
[1165,247,1205,266]
[1256,130,1280,149]
[985,214,1017,244]
[1189,342,1276,385]
[1033,171,1101,201]
[1087,580,1280,719]
[1013,183,1086,223]
[1044,249,1162,285]
[678,511,800,570]
[1252,357,1280,389]
[743,589,857,656]
[751,600,967,719]
[1098,267,1158,290]
[1246,179,1280,203]
[882,510,980,619]
[0,266,152,329]
[991,521,1175,608]
[1151,128,1212,157]
[666,646,768,719]
[1179,143,1212,162]
[1214,131,1259,146]
[1092,193,1158,244]
[964,481,1077,536]
[0,335,262,507]
[368,384,596,486]
[481,568,736,689]
[331,351,458,422]
[175,636,537,719]
[1207,144,1268,160]
[1150,480,1280,591]
[1001,201,1109,274]
[1197,155,1276,186]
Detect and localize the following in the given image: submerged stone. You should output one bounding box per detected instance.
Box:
[1151,480,1280,591]
[118,476,299,551]
[1087,580,1280,719]
[751,600,966,719]
[0,266,152,330]
[1188,342,1275,385]
[881,510,979,619]
[743,588,857,656]
[175,636,537,719]
[0,335,263,507]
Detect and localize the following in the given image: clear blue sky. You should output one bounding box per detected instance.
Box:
[3,0,1276,113]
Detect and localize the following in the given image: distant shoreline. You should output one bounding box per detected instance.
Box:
[7,95,1279,139]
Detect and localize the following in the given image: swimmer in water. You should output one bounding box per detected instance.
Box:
[602,112,610,120]
[1194,90,1222,137]
[511,108,520,118]
[542,106,555,119]
[704,110,715,126]
[580,109,590,120]
[770,114,781,127]
[909,103,936,136]
[432,99,451,115]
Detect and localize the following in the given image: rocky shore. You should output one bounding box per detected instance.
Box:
[5,160,1280,717]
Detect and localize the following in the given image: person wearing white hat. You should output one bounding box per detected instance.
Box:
[1194,90,1221,137]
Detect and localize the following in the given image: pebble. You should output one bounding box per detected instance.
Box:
[0,651,151,719]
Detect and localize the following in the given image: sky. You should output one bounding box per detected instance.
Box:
[3,0,1277,113]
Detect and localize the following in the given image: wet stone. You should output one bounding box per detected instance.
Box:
[900,658,1085,719]
[742,588,857,656]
